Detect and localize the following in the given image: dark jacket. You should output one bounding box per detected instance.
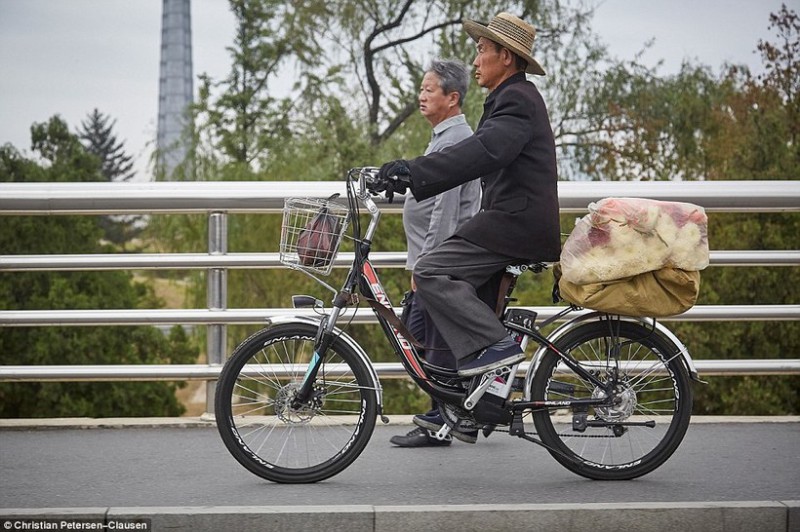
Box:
[406,72,561,261]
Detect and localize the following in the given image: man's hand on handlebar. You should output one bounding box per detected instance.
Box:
[367,160,412,203]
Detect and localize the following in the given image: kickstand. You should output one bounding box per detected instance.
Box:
[509,411,525,436]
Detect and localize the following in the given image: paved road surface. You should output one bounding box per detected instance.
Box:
[1,420,798,508]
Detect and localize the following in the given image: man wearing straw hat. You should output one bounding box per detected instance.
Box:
[375,12,560,438]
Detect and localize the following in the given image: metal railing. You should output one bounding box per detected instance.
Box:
[1,180,799,413]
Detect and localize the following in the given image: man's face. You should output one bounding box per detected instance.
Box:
[473,37,505,91]
[418,71,457,126]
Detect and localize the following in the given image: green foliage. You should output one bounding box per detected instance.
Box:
[666,6,799,414]
[569,4,799,183]
[692,376,799,415]
[0,117,199,418]
[77,109,135,182]
[192,0,332,167]
[157,2,799,415]
[77,108,143,248]
[670,211,800,415]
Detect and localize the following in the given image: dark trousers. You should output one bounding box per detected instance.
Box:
[413,237,519,361]
[406,293,456,370]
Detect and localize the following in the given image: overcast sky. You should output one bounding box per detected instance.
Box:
[0,0,788,180]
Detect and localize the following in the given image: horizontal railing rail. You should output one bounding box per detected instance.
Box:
[1,180,799,214]
[1,250,799,271]
[2,358,798,382]
[1,305,799,327]
[2,180,798,412]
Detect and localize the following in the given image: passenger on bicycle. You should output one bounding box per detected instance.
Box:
[388,59,481,448]
[375,12,561,436]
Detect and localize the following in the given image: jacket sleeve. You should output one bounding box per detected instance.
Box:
[407,87,535,201]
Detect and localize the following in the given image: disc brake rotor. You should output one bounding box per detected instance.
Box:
[592,383,637,422]
[273,382,323,424]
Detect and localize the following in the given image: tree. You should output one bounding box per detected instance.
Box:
[77,109,142,247]
[0,116,199,418]
[324,0,624,150]
[658,6,799,414]
[191,0,331,170]
[156,1,799,414]
[78,109,135,182]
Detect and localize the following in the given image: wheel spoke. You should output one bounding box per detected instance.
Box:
[531,320,692,480]
[215,325,377,483]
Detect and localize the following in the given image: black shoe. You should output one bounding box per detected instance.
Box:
[390,426,452,447]
[458,337,525,377]
[413,410,479,444]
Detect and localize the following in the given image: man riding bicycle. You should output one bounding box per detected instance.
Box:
[374,12,561,437]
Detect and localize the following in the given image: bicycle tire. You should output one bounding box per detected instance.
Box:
[530,319,692,480]
[215,323,378,483]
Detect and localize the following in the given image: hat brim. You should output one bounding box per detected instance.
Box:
[464,19,546,76]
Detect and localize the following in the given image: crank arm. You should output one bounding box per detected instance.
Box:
[463,366,510,410]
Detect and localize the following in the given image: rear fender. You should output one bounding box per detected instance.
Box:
[523,312,702,401]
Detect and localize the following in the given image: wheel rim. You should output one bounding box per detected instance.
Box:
[224,334,372,472]
[542,329,686,470]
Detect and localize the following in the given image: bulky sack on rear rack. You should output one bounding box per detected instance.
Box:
[560,197,709,285]
[556,265,701,317]
[555,197,709,317]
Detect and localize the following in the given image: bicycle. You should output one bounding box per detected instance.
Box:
[214,167,702,484]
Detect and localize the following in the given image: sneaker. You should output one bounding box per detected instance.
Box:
[457,337,525,377]
[390,426,452,447]
[413,410,479,444]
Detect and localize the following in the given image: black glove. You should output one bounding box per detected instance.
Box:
[376,160,412,203]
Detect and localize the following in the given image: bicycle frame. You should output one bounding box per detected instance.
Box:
[361,258,616,415]
[217,167,699,483]
[292,169,611,417]
[359,258,465,406]
[291,168,702,425]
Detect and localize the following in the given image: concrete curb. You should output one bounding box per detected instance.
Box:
[2,501,799,531]
[0,415,798,430]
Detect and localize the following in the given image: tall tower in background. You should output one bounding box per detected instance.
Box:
[157,0,193,178]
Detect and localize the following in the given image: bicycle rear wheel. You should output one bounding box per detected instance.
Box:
[530,319,692,480]
[215,323,378,483]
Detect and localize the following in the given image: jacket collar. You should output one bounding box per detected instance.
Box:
[432,113,468,136]
[485,72,527,106]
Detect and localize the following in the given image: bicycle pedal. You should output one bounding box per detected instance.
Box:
[435,424,453,441]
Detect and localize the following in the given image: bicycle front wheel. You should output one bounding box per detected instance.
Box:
[215,323,378,483]
[531,319,693,480]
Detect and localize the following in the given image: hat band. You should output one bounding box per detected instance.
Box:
[487,17,534,53]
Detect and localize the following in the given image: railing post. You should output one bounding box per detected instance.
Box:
[205,212,228,416]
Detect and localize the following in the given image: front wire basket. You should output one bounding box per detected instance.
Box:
[280,197,350,276]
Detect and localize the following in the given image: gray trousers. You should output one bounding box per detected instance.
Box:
[412,237,520,361]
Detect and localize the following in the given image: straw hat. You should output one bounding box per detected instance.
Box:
[463,12,545,76]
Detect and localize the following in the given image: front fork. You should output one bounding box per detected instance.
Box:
[291,295,349,408]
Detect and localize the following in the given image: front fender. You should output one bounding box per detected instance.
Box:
[265,315,384,409]
[523,312,702,401]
